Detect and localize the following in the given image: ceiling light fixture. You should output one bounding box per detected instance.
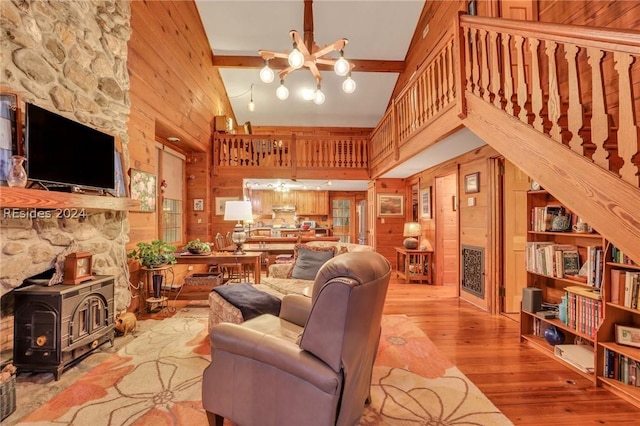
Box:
[259,59,275,83]
[247,84,255,112]
[258,0,355,102]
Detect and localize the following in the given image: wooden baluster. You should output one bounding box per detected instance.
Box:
[438,53,445,110]
[429,63,436,118]
[464,27,473,94]
[447,41,455,104]
[471,28,480,97]
[515,35,529,124]
[564,44,583,153]
[587,47,609,169]
[614,52,639,186]
[489,30,501,108]
[480,29,490,103]
[528,37,543,132]
[502,33,514,115]
[546,41,561,142]
[419,72,427,124]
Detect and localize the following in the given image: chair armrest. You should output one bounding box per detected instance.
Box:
[269,263,293,278]
[210,323,340,392]
[279,294,311,326]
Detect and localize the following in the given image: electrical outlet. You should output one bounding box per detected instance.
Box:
[467,197,476,207]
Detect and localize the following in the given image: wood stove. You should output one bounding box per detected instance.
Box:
[13,275,115,380]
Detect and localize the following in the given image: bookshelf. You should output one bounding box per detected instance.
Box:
[522,189,640,407]
[521,189,605,384]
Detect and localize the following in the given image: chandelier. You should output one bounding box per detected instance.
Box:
[257,1,356,104]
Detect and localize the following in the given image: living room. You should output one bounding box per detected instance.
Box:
[1,0,640,424]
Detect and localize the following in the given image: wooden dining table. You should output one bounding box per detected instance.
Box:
[174,251,264,284]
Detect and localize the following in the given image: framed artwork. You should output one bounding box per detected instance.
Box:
[616,325,640,349]
[215,196,239,215]
[464,172,480,193]
[420,186,432,219]
[129,169,157,212]
[0,91,21,183]
[194,198,204,211]
[377,194,404,216]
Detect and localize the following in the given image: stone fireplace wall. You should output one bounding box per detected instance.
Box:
[0,1,133,317]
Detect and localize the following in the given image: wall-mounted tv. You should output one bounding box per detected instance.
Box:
[26,103,115,192]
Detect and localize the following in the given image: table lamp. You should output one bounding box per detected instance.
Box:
[403,222,422,249]
[224,201,253,254]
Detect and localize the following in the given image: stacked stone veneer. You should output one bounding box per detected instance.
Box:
[0,1,133,311]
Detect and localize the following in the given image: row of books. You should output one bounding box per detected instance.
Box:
[611,245,638,266]
[585,245,604,288]
[525,242,580,278]
[603,348,640,386]
[564,286,603,339]
[611,270,640,309]
[531,205,566,232]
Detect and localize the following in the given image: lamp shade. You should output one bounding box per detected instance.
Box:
[403,222,422,237]
[224,201,253,222]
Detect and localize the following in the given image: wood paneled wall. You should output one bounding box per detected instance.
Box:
[126,1,234,309]
[371,179,407,269]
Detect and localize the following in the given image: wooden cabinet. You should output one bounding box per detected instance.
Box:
[521,189,640,407]
[296,191,328,215]
[250,190,274,215]
[272,191,296,206]
[521,189,605,383]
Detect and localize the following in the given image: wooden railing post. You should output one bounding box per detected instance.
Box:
[290,134,297,178]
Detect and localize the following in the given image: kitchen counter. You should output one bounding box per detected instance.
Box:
[246,236,339,243]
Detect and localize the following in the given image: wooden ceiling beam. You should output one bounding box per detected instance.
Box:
[212,55,406,73]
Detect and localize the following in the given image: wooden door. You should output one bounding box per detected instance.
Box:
[435,172,458,286]
[331,196,354,243]
[502,159,530,314]
[367,183,376,248]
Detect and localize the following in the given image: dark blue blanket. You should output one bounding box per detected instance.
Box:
[212,283,281,321]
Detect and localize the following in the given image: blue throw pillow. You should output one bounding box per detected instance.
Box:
[290,245,335,280]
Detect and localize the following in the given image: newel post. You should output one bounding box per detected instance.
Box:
[455,11,468,119]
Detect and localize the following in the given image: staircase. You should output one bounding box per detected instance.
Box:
[458,15,640,263]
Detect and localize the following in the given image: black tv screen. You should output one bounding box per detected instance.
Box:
[26,103,115,191]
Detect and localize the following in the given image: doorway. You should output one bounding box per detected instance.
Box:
[435,172,459,287]
[501,159,530,318]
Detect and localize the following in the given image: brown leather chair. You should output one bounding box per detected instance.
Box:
[202,251,391,426]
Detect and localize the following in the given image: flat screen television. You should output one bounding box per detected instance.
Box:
[25,103,115,192]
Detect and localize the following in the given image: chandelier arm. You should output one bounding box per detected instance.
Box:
[312,39,348,59]
[290,30,312,57]
[259,50,289,61]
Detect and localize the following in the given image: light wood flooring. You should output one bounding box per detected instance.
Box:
[157,276,640,424]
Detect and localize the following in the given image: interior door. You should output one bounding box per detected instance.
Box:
[331,196,353,243]
[502,159,530,314]
[435,172,459,286]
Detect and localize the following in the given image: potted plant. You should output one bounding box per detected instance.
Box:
[127,239,177,269]
[183,238,212,255]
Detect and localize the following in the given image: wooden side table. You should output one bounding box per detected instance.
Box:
[395,247,433,284]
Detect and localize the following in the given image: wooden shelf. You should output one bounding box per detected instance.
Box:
[527,230,602,239]
[606,301,640,315]
[0,187,139,211]
[599,341,640,362]
[526,270,600,287]
[521,334,595,381]
[607,261,640,271]
[598,376,640,402]
[522,310,595,342]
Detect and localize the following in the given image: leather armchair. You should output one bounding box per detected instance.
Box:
[202,251,392,426]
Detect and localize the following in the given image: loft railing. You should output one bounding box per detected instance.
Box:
[214,133,369,174]
[459,15,640,188]
[370,32,458,168]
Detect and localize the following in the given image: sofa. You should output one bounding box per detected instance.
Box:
[208,241,373,331]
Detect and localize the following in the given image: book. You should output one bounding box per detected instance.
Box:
[562,250,580,275]
[610,269,627,304]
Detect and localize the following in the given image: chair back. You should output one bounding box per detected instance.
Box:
[299,251,391,426]
[214,233,226,251]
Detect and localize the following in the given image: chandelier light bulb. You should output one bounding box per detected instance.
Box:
[342,75,356,94]
[288,43,305,69]
[334,52,350,76]
[314,86,325,105]
[259,63,274,83]
[276,80,289,100]
[248,100,255,111]
[301,88,315,101]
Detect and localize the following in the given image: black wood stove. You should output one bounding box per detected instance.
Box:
[13,275,115,380]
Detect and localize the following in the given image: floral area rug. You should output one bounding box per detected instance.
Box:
[18,314,512,426]
[361,315,513,425]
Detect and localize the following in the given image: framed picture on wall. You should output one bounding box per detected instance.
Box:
[215,196,239,215]
[420,186,431,219]
[464,172,480,193]
[129,169,157,212]
[377,194,404,216]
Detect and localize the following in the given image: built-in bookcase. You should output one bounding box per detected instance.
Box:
[521,189,640,407]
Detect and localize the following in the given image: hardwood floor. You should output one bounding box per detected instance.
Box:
[384,278,640,424]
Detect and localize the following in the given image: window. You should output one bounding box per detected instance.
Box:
[156,144,184,244]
